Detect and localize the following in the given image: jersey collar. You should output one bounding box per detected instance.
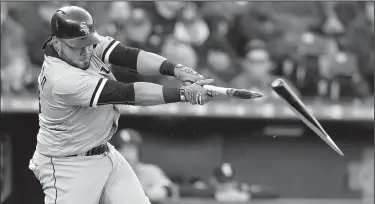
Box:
[43,44,63,60]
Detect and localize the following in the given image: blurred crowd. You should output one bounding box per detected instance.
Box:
[1,1,374,102]
[110,128,276,203]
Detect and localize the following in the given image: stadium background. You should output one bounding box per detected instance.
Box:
[0,1,373,204]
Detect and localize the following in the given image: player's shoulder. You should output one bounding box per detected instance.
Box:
[98,35,116,44]
[43,45,87,79]
[43,57,86,81]
[94,35,121,61]
[94,35,120,52]
[41,59,90,97]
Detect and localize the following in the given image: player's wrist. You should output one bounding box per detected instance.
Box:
[159,60,178,77]
[162,86,185,103]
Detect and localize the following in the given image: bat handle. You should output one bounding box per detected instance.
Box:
[182,81,192,86]
[203,85,228,96]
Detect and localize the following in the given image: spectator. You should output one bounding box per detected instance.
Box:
[108,1,132,25]
[173,2,210,47]
[199,42,241,88]
[334,2,364,29]
[179,176,215,198]
[233,47,273,93]
[110,8,159,85]
[235,42,301,99]
[210,163,250,202]
[267,1,326,35]
[200,2,248,24]
[125,9,154,51]
[343,1,374,93]
[1,2,34,94]
[203,12,230,42]
[200,2,248,62]
[108,7,166,85]
[95,1,132,43]
[232,45,287,98]
[131,1,186,53]
[111,129,176,203]
[161,39,198,69]
[10,2,69,67]
[293,32,332,97]
[319,52,371,100]
[227,2,287,57]
[78,2,109,24]
[322,2,345,36]
[358,149,374,204]
[200,9,239,66]
[159,38,198,87]
[123,7,169,54]
[151,1,186,34]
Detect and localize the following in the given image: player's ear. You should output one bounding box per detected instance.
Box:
[51,36,62,54]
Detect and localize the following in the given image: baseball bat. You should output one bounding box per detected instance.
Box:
[271,78,344,156]
[203,85,263,99]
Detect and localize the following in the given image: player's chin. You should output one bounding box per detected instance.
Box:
[76,59,91,70]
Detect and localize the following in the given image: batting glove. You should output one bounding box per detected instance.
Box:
[174,64,204,85]
[180,79,217,105]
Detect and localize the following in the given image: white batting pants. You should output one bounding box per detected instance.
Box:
[29,143,151,204]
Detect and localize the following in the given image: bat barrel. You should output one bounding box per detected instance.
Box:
[271,79,344,156]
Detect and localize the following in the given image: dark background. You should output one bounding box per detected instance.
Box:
[1,113,373,204]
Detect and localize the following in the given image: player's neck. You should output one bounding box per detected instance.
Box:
[44,44,62,60]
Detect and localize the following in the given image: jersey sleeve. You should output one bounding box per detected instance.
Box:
[94,35,121,65]
[52,74,108,108]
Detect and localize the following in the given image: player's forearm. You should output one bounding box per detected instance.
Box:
[136,51,170,76]
[133,82,182,106]
[136,51,205,84]
[108,44,177,77]
[97,80,183,106]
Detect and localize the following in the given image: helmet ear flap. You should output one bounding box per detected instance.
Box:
[49,36,62,53]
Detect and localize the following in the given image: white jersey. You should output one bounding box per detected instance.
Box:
[36,36,122,157]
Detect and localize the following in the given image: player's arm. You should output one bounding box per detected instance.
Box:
[51,73,215,107]
[97,79,215,106]
[96,36,204,83]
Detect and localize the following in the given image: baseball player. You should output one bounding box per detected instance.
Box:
[28,6,215,204]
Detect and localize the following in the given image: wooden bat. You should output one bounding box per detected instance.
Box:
[271,78,344,156]
[203,85,263,99]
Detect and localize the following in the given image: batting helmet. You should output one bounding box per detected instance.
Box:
[43,6,102,49]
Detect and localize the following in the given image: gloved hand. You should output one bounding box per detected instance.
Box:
[180,79,217,105]
[174,64,204,84]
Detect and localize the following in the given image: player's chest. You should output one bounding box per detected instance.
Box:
[85,55,116,80]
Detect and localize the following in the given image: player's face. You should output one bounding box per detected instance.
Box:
[54,38,94,69]
[61,44,94,70]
